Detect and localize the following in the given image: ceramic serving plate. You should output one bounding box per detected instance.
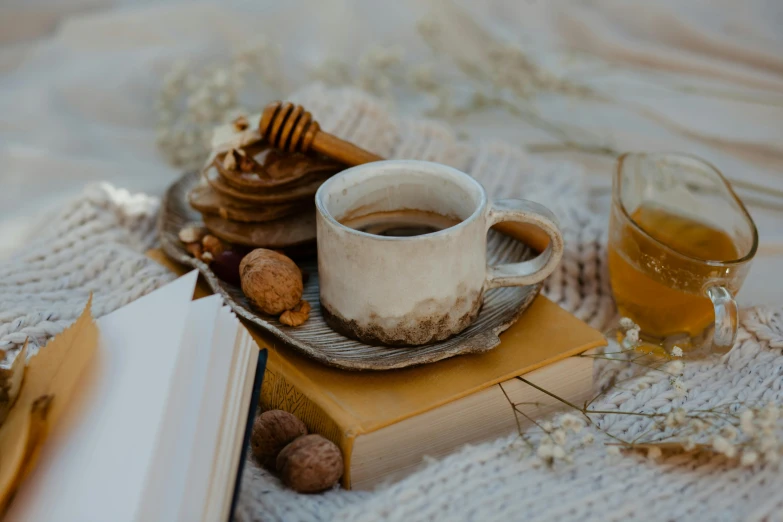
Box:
[158,171,542,370]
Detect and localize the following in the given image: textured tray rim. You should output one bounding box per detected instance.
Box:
[158,172,542,371]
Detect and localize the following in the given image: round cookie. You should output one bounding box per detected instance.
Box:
[203,210,317,249]
[188,184,308,223]
[205,165,330,204]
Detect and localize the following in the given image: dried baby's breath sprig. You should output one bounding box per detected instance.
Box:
[156,39,284,170]
[502,316,783,469]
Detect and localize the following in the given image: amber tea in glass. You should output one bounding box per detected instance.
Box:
[608,153,758,353]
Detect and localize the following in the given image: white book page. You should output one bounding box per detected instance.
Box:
[178,306,241,522]
[205,330,256,522]
[210,332,258,521]
[135,294,223,522]
[6,271,199,522]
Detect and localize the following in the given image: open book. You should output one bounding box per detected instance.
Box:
[7,272,264,522]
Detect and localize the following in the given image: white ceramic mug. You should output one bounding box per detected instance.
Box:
[315,160,564,346]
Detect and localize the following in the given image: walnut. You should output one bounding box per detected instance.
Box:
[276,434,343,493]
[179,225,207,244]
[240,249,303,315]
[201,234,225,257]
[279,300,311,327]
[233,115,249,131]
[251,410,307,469]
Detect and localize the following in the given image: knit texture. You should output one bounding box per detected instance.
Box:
[2,85,782,521]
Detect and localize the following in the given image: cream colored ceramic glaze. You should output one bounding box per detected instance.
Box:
[315,160,564,346]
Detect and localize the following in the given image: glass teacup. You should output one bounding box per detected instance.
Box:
[608,153,758,354]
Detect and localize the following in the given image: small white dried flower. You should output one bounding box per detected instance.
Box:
[552,429,567,445]
[647,446,662,460]
[683,437,696,451]
[690,419,707,433]
[537,443,554,460]
[712,436,737,458]
[672,378,687,397]
[559,414,583,433]
[720,425,739,441]
[581,433,595,445]
[618,317,636,330]
[664,409,686,428]
[671,346,683,358]
[674,409,686,424]
[552,445,566,460]
[606,446,621,457]
[625,328,640,345]
[540,421,553,432]
[740,410,755,435]
[668,360,684,375]
[741,451,759,466]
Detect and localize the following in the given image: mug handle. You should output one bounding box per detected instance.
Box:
[484,199,564,289]
[706,286,739,353]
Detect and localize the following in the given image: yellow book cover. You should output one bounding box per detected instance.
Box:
[149,250,606,489]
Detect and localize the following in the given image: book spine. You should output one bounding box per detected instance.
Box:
[260,357,356,488]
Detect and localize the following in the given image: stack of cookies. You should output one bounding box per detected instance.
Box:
[188,115,344,254]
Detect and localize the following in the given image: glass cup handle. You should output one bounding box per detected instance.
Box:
[706,286,739,353]
[484,199,564,289]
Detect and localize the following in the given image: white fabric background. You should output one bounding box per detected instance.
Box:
[1,0,781,305]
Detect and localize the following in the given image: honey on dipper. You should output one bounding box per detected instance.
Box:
[188,102,384,253]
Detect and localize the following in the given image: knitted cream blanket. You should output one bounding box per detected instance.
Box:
[2,86,782,522]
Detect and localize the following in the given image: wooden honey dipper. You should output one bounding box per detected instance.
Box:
[259,101,384,166]
[259,102,550,253]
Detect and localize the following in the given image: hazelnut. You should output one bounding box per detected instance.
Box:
[276,434,344,493]
[185,242,203,260]
[240,249,303,315]
[251,410,308,469]
[201,234,225,256]
[179,225,207,244]
[279,300,311,327]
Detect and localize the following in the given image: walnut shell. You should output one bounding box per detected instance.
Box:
[251,410,308,469]
[240,249,303,315]
[279,300,311,327]
[276,434,344,493]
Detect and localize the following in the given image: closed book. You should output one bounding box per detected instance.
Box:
[150,250,606,490]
